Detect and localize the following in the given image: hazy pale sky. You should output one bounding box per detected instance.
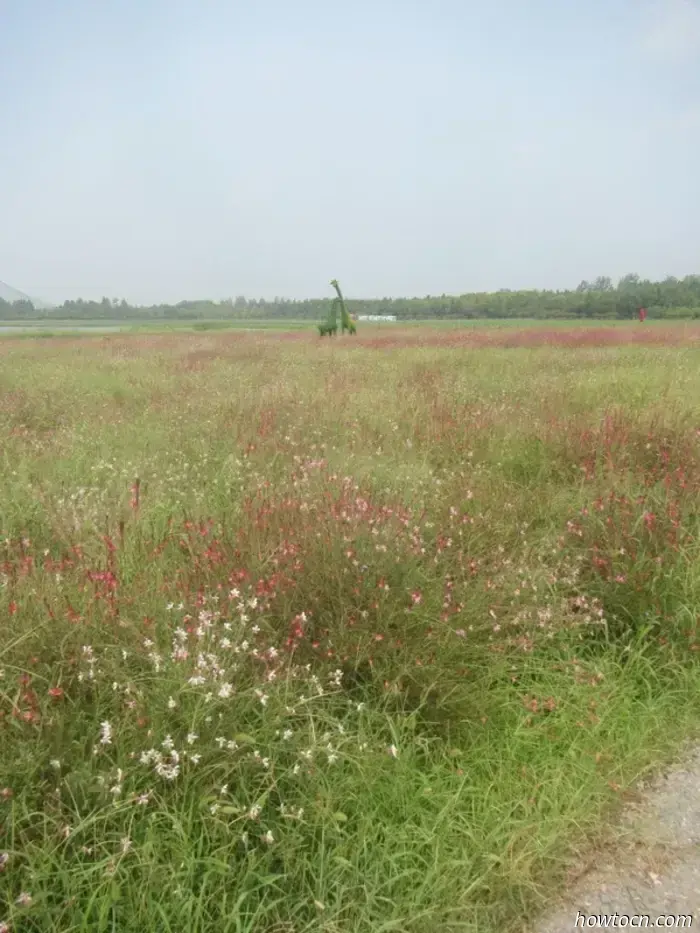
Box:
[1,0,699,305]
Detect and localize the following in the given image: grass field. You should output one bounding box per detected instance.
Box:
[1,316,696,339]
[2,324,700,931]
[0,320,315,337]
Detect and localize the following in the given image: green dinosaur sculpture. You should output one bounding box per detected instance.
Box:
[318,279,356,337]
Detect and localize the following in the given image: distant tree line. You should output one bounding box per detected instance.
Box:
[2,274,700,321]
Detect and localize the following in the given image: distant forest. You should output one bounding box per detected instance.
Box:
[2,274,700,321]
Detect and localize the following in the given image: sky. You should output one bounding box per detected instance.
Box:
[1,0,699,305]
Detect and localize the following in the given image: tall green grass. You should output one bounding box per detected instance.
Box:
[1,334,700,931]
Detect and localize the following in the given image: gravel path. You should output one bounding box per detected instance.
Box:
[535,746,700,931]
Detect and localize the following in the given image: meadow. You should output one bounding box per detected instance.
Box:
[0,317,695,339]
[2,324,700,931]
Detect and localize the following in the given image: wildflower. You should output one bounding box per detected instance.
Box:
[120,837,132,855]
[188,754,201,765]
[100,721,112,745]
[218,683,233,699]
[255,689,269,706]
[50,759,61,770]
[282,729,293,740]
[155,762,179,781]
[161,735,174,751]
[0,852,8,870]
[186,733,198,745]
[388,744,398,758]
[136,792,150,806]
[261,830,274,844]
[167,697,177,710]
[248,804,262,820]
[15,892,32,907]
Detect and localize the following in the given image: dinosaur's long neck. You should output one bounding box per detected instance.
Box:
[333,283,350,326]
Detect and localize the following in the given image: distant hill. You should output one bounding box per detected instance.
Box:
[0,280,54,309]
